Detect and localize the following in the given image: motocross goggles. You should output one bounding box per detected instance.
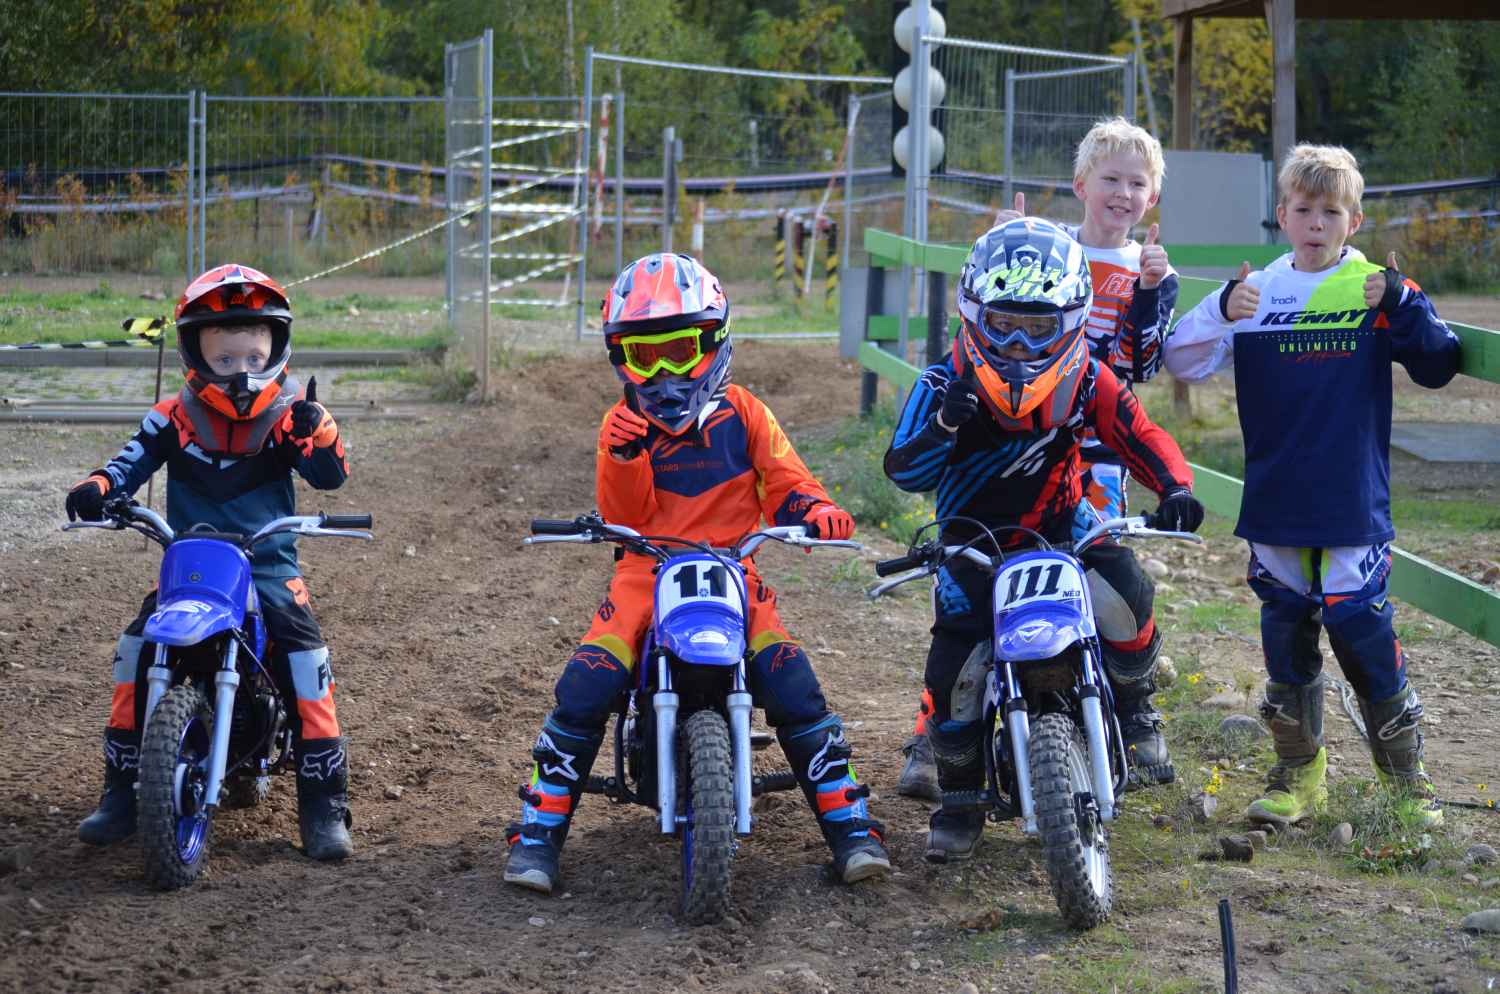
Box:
[614,321,724,380]
[977,304,1066,356]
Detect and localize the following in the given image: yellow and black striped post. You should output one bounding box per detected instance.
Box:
[790,215,806,297]
[823,220,838,309]
[772,210,786,288]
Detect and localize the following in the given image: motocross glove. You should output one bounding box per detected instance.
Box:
[804,504,856,541]
[65,473,112,522]
[1152,487,1204,533]
[935,370,979,433]
[289,376,338,447]
[602,405,650,458]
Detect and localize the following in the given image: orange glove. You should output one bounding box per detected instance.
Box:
[804,504,855,541]
[602,404,649,457]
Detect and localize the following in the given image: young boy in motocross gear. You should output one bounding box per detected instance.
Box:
[503,253,891,894]
[66,264,356,861]
[898,120,1181,801]
[1164,144,1459,829]
[884,219,1203,862]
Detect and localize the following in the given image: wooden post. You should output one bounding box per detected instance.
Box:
[1266,0,1296,176]
[1171,15,1195,420]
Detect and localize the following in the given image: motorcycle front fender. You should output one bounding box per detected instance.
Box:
[143,598,240,647]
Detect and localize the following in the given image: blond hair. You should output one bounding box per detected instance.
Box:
[1278,143,1363,211]
[1073,117,1165,194]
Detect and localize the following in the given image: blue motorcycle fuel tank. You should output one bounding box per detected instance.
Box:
[143,538,252,646]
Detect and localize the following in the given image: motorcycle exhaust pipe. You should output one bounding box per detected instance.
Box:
[1080,686,1116,821]
[727,690,754,835]
[201,640,241,809]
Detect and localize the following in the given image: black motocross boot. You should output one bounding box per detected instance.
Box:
[1115,675,1175,787]
[779,715,891,884]
[504,718,604,895]
[924,722,986,863]
[296,736,354,861]
[78,728,140,845]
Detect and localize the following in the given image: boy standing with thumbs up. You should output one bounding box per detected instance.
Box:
[1165,144,1460,830]
[66,264,357,861]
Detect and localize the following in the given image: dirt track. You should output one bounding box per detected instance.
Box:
[2,341,1498,994]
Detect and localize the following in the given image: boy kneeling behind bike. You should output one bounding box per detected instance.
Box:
[883,219,1204,862]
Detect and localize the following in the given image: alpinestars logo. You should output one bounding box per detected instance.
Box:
[299,744,345,781]
[807,728,849,782]
[536,730,580,781]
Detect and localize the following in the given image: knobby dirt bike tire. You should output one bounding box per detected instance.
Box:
[1028,711,1113,930]
[680,710,736,924]
[140,684,214,890]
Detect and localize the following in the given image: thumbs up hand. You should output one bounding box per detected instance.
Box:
[1221,261,1261,322]
[1364,250,1404,311]
[936,367,979,433]
[1138,222,1169,289]
[993,191,1026,227]
[290,376,337,445]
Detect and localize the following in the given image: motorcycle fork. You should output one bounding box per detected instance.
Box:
[653,651,679,834]
[727,663,752,836]
[999,661,1039,836]
[200,635,241,810]
[1076,642,1117,822]
[143,643,172,729]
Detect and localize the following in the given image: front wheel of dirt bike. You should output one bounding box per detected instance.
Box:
[1029,711,1113,929]
[139,684,215,890]
[679,710,736,924]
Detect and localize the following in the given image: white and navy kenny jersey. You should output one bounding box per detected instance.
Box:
[1164,248,1459,547]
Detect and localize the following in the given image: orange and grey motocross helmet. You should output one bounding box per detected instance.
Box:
[174,264,293,420]
[954,218,1092,431]
[601,253,731,435]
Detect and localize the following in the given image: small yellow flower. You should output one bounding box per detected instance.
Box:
[1186,672,1204,686]
[1477,783,1487,792]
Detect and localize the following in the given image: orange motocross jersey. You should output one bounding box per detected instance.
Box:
[596,383,835,546]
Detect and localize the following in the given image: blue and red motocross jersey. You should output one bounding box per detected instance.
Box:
[93,384,349,577]
[884,356,1192,547]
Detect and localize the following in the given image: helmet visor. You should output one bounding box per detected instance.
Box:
[979,306,1064,355]
[618,325,711,379]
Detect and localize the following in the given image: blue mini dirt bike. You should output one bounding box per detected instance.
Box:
[868,514,1200,929]
[526,513,859,924]
[64,497,371,890]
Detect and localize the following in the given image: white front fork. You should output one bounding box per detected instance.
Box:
[653,654,679,834]
[727,667,753,835]
[1080,687,1116,822]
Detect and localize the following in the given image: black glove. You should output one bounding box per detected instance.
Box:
[1376,265,1405,315]
[290,376,327,440]
[936,369,979,432]
[65,473,111,522]
[1152,487,1204,533]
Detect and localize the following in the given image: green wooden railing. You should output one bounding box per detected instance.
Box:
[858,228,1500,649]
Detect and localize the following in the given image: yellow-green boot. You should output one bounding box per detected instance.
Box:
[1247,746,1328,827]
[1361,684,1443,830]
[1246,677,1328,827]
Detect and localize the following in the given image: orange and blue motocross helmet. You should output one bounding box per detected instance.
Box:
[601,253,731,435]
[174,264,293,420]
[955,218,1092,430]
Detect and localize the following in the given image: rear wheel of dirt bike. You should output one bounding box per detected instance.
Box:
[679,710,736,924]
[1029,712,1113,929]
[139,685,215,890]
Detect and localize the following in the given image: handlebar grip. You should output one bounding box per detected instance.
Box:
[322,513,373,530]
[530,518,580,536]
[874,554,924,577]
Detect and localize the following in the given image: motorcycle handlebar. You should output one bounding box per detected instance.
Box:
[321,513,373,530]
[530,518,582,536]
[874,553,925,577]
